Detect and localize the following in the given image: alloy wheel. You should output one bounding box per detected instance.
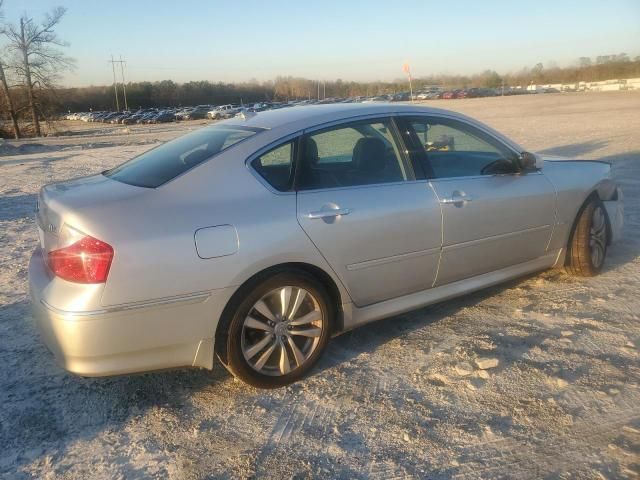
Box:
[241,287,324,376]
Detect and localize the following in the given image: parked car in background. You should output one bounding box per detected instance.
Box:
[122,114,142,125]
[30,104,622,389]
[183,106,210,120]
[390,92,411,102]
[175,108,193,120]
[208,104,241,119]
[150,111,176,123]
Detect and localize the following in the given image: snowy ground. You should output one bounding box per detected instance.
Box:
[1,91,639,479]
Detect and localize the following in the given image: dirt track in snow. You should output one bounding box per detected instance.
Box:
[1,91,639,479]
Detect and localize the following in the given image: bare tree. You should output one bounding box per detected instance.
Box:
[0,57,20,138]
[3,6,73,136]
[0,0,20,138]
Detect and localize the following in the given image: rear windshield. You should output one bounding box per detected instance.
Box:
[105,125,262,188]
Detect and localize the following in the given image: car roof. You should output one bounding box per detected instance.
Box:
[220,103,524,153]
[225,103,462,132]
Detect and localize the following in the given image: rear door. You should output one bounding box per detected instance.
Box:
[295,117,442,307]
[400,115,556,286]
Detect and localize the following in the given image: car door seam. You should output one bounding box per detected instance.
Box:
[541,172,560,252]
[428,181,445,287]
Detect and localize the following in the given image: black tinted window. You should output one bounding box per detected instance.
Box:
[297,120,407,190]
[106,126,260,187]
[407,118,518,178]
[251,142,294,191]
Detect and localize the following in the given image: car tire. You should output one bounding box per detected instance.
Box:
[221,271,333,388]
[566,196,609,276]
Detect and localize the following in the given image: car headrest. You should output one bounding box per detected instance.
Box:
[304,138,319,165]
[352,137,386,172]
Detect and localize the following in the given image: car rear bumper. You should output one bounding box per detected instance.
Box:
[28,248,233,377]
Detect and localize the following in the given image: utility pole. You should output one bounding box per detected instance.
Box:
[317,80,320,101]
[109,55,120,111]
[403,63,414,103]
[119,55,129,111]
[323,80,326,100]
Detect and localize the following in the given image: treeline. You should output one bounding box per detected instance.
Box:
[56,80,273,112]
[56,53,640,112]
[3,52,640,138]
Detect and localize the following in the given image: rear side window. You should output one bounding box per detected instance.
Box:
[297,119,407,190]
[251,142,294,191]
[106,125,260,187]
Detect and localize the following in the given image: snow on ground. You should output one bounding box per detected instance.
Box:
[0,92,639,479]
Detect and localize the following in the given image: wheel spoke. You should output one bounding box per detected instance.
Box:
[590,239,604,267]
[592,223,606,237]
[288,288,307,320]
[253,341,277,370]
[280,287,292,317]
[287,336,305,366]
[290,327,322,338]
[288,310,321,326]
[593,235,605,249]
[245,316,273,332]
[592,208,606,235]
[254,300,276,322]
[279,342,291,374]
[244,334,273,359]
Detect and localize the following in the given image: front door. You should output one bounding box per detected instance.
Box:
[401,116,556,286]
[296,118,442,307]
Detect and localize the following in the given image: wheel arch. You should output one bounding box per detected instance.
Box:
[214,262,345,365]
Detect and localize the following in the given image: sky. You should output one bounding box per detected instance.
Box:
[3,0,640,87]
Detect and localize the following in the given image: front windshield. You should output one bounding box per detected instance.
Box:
[105,125,262,188]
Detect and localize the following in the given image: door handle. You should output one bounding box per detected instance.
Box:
[439,192,473,206]
[306,208,352,219]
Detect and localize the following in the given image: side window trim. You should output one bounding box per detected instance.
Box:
[246,132,301,194]
[388,116,417,181]
[395,116,432,180]
[400,115,521,180]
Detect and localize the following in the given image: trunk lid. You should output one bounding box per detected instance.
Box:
[36,173,148,249]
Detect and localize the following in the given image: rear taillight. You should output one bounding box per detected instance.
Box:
[46,225,114,283]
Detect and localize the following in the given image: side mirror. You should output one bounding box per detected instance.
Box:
[519,151,543,171]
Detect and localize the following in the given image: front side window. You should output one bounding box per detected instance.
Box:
[406,117,519,178]
[297,119,407,190]
[106,125,261,188]
[251,142,294,191]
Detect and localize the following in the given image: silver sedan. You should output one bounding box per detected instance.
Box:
[29,104,623,388]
